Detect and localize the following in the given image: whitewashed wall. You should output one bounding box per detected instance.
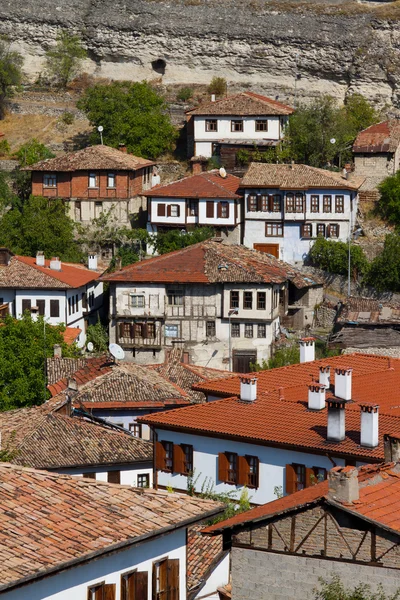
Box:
[56,463,153,488]
[149,197,238,228]
[194,553,230,600]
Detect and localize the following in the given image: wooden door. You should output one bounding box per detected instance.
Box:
[253,243,279,258]
[233,351,257,373]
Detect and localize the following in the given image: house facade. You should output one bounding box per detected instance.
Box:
[26,144,155,228]
[353,120,400,183]
[241,163,364,265]
[186,92,293,168]
[101,240,322,371]
[0,249,103,347]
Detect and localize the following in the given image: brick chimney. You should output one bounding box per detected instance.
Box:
[191,156,208,175]
[334,367,352,401]
[319,366,331,389]
[240,376,257,402]
[360,403,379,448]
[328,466,359,503]
[308,382,326,411]
[327,398,347,442]
[384,435,400,463]
[299,337,315,363]
[119,144,127,153]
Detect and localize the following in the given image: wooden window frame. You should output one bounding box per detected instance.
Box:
[243,291,253,310]
[218,201,229,219]
[168,204,180,218]
[50,299,60,318]
[257,323,266,338]
[22,299,31,314]
[265,221,283,237]
[167,290,184,306]
[206,201,214,218]
[272,195,281,212]
[257,291,266,310]
[130,294,145,308]
[107,470,121,484]
[157,203,166,217]
[295,194,304,213]
[230,290,239,309]
[36,299,45,316]
[335,195,344,213]
[255,119,268,132]
[187,199,198,217]
[231,322,240,338]
[244,323,253,338]
[43,172,57,188]
[206,320,216,337]
[205,119,218,132]
[87,581,106,600]
[285,194,295,213]
[316,223,326,238]
[152,558,179,600]
[247,195,257,212]
[107,172,116,188]
[173,443,193,475]
[88,172,98,189]
[323,195,332,213]
[121,569,149,600]
[231,119,243,132]
[301,223,312,239]
[137,473,150,488]
[129,423,142,437]
[328,223,340,238]
[310,195,319,213]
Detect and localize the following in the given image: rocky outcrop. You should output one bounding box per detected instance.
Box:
[2,0,400,108]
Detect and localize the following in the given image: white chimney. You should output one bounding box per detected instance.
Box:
[88,254,98,270]
[50,257,61,271]
[319,366,331,388]
[211,94,216,102]
[53,344,62,358]
[360,403,379,448]
[328,466,359,503]
[36,251,45,267]
[240,376,257,402]
[299,337,315,363]
[327,398,347,442]
[334,367,352,401]
[308,382,326,411]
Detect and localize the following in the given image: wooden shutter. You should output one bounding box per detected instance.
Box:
[218,452,229,483]
[167,559,179,600]
[142,323,148,339]
[104,584,116,600]
[108,470,120,484]
[285,464,297,495]
[50,299,59,318]
[157,203,166,217]
[173,444,185,474]
[119,322,125,339]
[305,467,314,488]
[268,195,273,212]
[256,194,261,211]
[22,299,31,313]
[300,224,305,238]
[237,455,248,486]
[217,202,222,218]
[206,201,214,218]
[225,203,230,218]
[326,225,331,238]
[167,205,171,217]
[134,572,148,600]
[336,224,340,237]
[36,299,45,316]
[155,441,166,470]
[176,205,180,217]
[247,196,252,212]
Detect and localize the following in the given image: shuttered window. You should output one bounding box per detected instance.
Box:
[121,570,148,600]
[335,195,344,213]
[50,300,59,318]
[272,195,281,212]
[316,223,326,237]
[301,223,312,239]
[153,559,179,600]
[257,292,266,310]
[36,300,45,316]
[22,299,31,314]
[230,291,239,309]
[328,223,340,238]
[286,463,327,495]
[155,441,174,473]
[323,195,332,212]
[173,444,193,475]
[206,201,214,218]
[218,452,237,484]
[157,204,166,217]
[311,195,319,213]
[247,195,257,212]
[107,471,120,484]
[217,201,229,218]
[88,583,116,600]
[237,455,259,488]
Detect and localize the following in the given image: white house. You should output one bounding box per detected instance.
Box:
[186,92,294,168]
[0,248,103,346]
[101,239,323,372]
[0,463,225,600]
[140,350,400,506]
[241,163,365,265]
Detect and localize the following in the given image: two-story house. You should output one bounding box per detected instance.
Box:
[0,248,103,346]
[140,349,400,506]
[186,92,294,168]
[353,120,400,187]
[145,170,242,243]
[25,144,155,228]
[241,162,364,264]
[101,239,323,371]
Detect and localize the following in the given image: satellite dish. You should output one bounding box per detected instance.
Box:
[109,343,125,360]
[87,342,94,352]
[219,167,227,178]
[97,125,104,132]
[330,138,336,144]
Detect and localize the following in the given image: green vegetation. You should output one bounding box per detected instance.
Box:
[152,227,215,255]
[0,37,23,119]
[366,234,400,292]
[0,313,78,411]
[176,87,193,102]
[14,138,55,167]
[77,81,177,159]
[251,339,339,372]
[86,319,109,353]
[59,111,75,126]
[315,576,400,600]
[376,170,400,225]
[44,31,87,88]
[208,77,227,97]
[309,237,369,279]
[0,139,10,157]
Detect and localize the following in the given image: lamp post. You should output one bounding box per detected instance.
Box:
[228,308,239,372]
[347,210,362,297]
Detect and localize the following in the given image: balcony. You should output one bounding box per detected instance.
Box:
[117,320,162,348]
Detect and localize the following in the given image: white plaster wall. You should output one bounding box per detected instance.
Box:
[150,198,187,226]
[1,528,186,600]
[149,198,238,228]
[194,116,281,146]
[194,553,230,600]
[56,464,153,488]
[115,282,166,318]
[15,290,66,325]
[101,412,152,440]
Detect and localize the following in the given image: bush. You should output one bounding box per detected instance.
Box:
[315,575,400,600]
[366,233,400,292]
[376,171,400,226]
[176,87,193,102]
[208,77,227,97]
[14,139,55,167]
[86,319,108,353]
[59,111,75,125]
[309,237,368,279]
[45,30,87,89]
[0,139,10,157]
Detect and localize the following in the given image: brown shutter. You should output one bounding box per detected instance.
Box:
[104,584,116,600]
[247,196,252,212]
[142,323,148,339]
[305,467,314,488]
[167,559,179,600]
[22,299,31,313]
[167,205,171,217]
[173,444,185,474]
[157,203,166,217]
[225,203,230,218]
[300,224,305,238]
[108,470,120,484]
[285,464,297,495]
[130,324,136,338]
[237,455,248,486]
[134,572,148,600]
[326,225,331,238]
[207,201,214,218]
[119,322,125,339]
[218,452,228,483]
[37,300,45,316]
[256,194,262,211]
[50,299,59,318]
[268,195,273,212]
[176,205,180,217]
[217,202,222,218]
[336,224,340,237]
[155,441,166,470]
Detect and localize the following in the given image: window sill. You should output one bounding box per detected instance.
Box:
[88,187,99,190]
[106,187,116,190]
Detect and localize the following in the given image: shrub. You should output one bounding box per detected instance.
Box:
[309,237,368,279]
[176,87,193,102]
[59,111,75,125]
[0,139,10,157]
[208,76,227,97]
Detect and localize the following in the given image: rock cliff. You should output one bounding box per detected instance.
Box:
[1,0,400,108]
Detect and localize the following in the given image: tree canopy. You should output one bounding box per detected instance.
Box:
[365,234,400,292]
[77,81,177,159]
[45,30,87,88]
[151,227,215,255]
[14,138,55,167]
[0,37,23,119]
[376,171,400,226]
[309,237,369,279]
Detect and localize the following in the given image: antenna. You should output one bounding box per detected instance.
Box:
[97,125,104,145]
[219,167,227,178]
[87,342,94,352]
[109,343,125,361]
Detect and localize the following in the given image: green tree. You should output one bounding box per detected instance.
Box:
[14,138,55,167]
[251,344,300,371]
[86,318,109,353]
[77,81,177,159]
[0,313,78,411]
[376,171,400,225]
[309,237,369,279]
[208,77,227,97]
[0,172,16,211]
[0,37,23,119]
[315,576,400,600]
[153,227,214,255]
[45,30,87,88]
[366,233,400,292]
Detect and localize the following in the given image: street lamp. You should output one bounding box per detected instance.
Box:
[347,223,362,297]
[228,308,239,372]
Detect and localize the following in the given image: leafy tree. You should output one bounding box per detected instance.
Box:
[0,196,81,261]
[0,172,16,211]
[309,237,369,279]
[77,81,177,159]
[153,227,214,255]
[86,318,109,353]
[0,37,23,119]
[344,93,380,135]
[251,344,300,371]
[376,171,400,225]
[208,77,227,97]
[366,233,400,292]
[315,576,400,600]
[14,138,55,167]
[45,30,87,88]
[176,87,193,102]
[0,313,78,411]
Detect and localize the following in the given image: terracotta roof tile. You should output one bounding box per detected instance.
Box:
[62,327,81,345]
[46,357,90,385]
[353,120,400,153]
[186,92,293,117]
[47,356,112,396]
[145,171,240,199]
[187,524,224,592]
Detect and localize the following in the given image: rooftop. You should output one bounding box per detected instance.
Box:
[101,239,322,288]
[353,120,400,154]
[337,296,400,326]
[241,162,364,191]
[46,356,92,385]
[25,144,154,172]
[0,464,222,592]
[187,524,225,598]
[145,170,241,199]
[186,92,294,117]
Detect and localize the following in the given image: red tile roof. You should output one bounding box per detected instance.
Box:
[145,171,240,199]
[16,255,102,288]
[47,356,112,396]
[186,92,294,117]
[101,239,322,289]
[62,327,81,345]
[353,120,400,154]
[187,524,225,595]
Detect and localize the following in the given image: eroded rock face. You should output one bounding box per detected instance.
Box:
[1,0,400,108]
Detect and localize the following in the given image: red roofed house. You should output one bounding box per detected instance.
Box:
[203,461,400,599]
[353,120,400,186]
[101,239,322,371]
[186,91,294,169]
[0,248,103,347]
[145,170,242,244]
[139,348,400,506]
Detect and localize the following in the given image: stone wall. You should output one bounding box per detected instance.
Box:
[343,347,400,357]
[315,304,337,328]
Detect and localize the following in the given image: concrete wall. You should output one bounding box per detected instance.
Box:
[354,153,396,179]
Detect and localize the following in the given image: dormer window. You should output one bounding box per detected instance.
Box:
[43,173,57,187]
[231,120,243,132]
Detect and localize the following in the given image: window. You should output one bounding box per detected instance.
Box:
[231,322,240,337]
[82,292,87,310]
[121,570,148,600]
[165,324,179,338]
[206,201,214,218]
[146,322,156,339]
[311,195,319,213]
[22,299,31,314]
[218,452,237,484]
[243,291,253,310]
[131,294,145,308]
[255,120,268,132]
[301,223,312,239]
[231,120,243,132]
[157,204,166,217]
[75,201,82,221]
[206,320,216,337]
[286,463,327,494]
[167,289,183,306]
[205,119,218,132]
[257,323,266,337]
[108,470,120,484]
[43,173,57,187]
[137,474,150,488]
[313,467,327,483]
[260,195,268,212]
[107,172,116,188]
[244,323,253,338]
[169,204,179,218]
[247,195,257,212]
[95,201,103,218]
[293,463,306,491]
[143,167,151,186]
[295,194,304,212]
[246,455,259,488]
[120,322,131,338]
[273,288,279,309]
[230,290,239,309]
[88,172,97,188]
[88,582,106,600]
[328,223,340,238]
[257,292,266,310]
[218,201,229,219]
[316,223,326,237]
[36,300,45,316]
[286,194,295,212]
[172,443,194,475]
[129,423,142,438]
[156,441,173,472]
[153,559,179,600]
[50,300,59,318]
[265,222,283,237]
[84,472,96,479]
[187,199,198,216]
[335,195,344,213]
[272,195,281,212]
[323,195,332,212]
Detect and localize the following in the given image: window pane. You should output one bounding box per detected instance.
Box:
[206,321,216,337]
[206,119,218,132]
[311,195,319,213]
[335,196,344,213]
[257,292,266,310]
[165,325,179,338]
[255,120,268,132]
[248,195,257,212]
[257,324,266,337]
[107,173,115,187]
[323,196,332,212]
[231,120,243,132]
[231,323,240,337]
[244,324,253,338]
[244,292,253,309]
[88,173,97,188]
[230,291,239,309]
[137,473,150,487]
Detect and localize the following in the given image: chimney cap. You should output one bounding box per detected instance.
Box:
[239,376,257,384]
[360,403,379,413]
[327,397,348,409]
[300,337,315,344]
[319,365,330,372]
[309,382,326,391]
[335,367,353,375]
